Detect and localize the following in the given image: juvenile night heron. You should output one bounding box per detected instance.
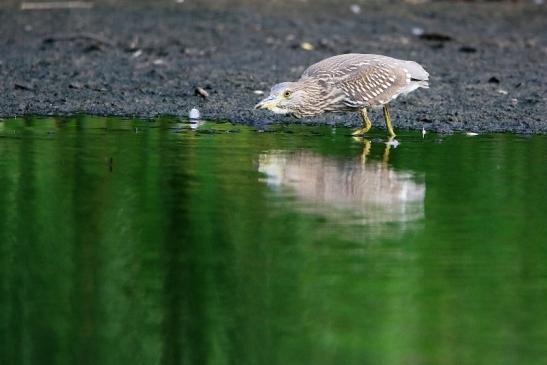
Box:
[255,53,429,137]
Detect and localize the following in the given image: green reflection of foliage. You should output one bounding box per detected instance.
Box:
[0,117,546,365]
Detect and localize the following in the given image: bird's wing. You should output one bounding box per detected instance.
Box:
[334,60,410,108]
[302,54,428,81]
[300,54,377,80]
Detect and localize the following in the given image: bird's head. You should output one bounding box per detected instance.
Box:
[254,82,309,117]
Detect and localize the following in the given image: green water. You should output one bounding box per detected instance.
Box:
[0,116,546,365]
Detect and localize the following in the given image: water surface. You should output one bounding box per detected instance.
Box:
[0,116,546,365]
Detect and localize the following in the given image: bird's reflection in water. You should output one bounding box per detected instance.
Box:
[258,139,425,229]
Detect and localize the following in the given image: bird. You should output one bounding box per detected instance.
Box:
[254,53,429,137]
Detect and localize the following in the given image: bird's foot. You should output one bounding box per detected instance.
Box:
[351,128,369,137]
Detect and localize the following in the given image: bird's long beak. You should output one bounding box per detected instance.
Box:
[254,95,277,110]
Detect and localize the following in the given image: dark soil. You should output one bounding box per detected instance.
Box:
[1,1,546,133]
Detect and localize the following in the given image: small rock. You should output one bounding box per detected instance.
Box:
[488,76,500,84]
[14,82,34,91]
[254,90,264,95]
[300,42,314,51]
[497,89,508,95]
[350,4,361,14]
[132,49,143,58]
[511,98,518,106]
[195,87,209,98]
[153,59,165,65]
[465,132,479,136]
[411,27,424,36]
[189,108,200,120]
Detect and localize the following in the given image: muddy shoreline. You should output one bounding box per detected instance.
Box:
[1,1,545,133]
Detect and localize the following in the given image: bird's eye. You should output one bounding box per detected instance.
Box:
[283,90,291,98]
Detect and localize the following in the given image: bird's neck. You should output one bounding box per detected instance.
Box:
[294,79,340,117]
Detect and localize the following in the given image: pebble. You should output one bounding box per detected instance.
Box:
[254,90,264,95]
[350,4,361,14]
[411,27,424,36]
[497,89,508,95]
[189,108,200,120]
[466,132,479,136]
[195,87,209,98]
[300,42,314,51]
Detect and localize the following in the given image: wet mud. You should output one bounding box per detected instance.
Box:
[0,1,545,133]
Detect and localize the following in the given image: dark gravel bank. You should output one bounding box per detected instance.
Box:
[0,1,546,133]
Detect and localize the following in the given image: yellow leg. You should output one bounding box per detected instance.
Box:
[352,108,372,136]
[383,104,396,137]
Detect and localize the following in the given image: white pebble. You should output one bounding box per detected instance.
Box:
[189,108,200,120]
[300,42,314,51]
[350,4,361,14]
[465,132,479,136]
[254,90,264,95]
[497,89,508,95]
[412,27,424,36]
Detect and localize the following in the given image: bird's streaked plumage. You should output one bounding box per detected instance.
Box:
[255,53,429,137]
